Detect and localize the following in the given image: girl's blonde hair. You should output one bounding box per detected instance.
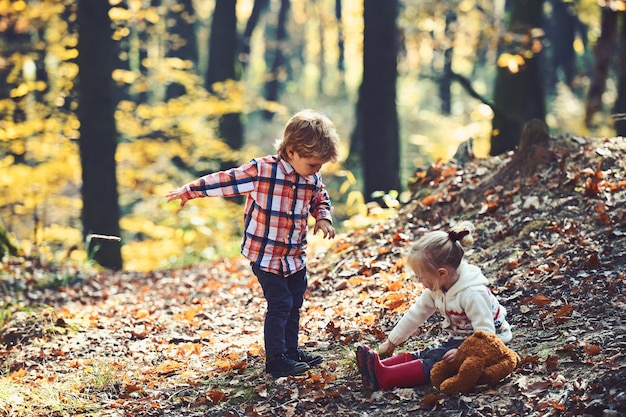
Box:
[276,110,340,162]
[407,221,475,278]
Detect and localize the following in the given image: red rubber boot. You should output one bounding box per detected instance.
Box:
[381,352,413,366]
[372,353,425,390]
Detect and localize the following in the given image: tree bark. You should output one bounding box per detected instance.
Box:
[548,0,578,88]
[206,0,243,158]
[585,7,617,127]
[77,0,122,269]
[336,0,346,92]
[263,0,290,120]
[440,10,457,115]
[165,0,198,99]
[240,0,270,70]
[612,13,626,136]
[490,0,546,156]
[358,0,401,202]
[0,218,19,258]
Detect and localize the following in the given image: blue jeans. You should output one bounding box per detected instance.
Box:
[411,337,465,382]
[251,263,307,358]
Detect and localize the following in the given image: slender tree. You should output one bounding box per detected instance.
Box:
[206,0,244,159]
[240,0,270,70]
[77,0,122,269]
[585,3,626,135]
[614,12,626,136]
[263,0,290,120]
[490,0,546,156]
[165,0,198,99]
[353,0,400,202]
[440,10,457,115]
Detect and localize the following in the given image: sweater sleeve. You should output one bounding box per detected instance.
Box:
[387,291,437,346]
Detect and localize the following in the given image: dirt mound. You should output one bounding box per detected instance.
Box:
[306,132,626,415]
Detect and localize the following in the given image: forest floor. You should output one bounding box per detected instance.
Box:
[1,133,625,417]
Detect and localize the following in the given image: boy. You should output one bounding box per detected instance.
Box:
[165,110,340,377]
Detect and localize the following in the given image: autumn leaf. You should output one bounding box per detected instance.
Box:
[156,360,183,375]
[583,344,601,356]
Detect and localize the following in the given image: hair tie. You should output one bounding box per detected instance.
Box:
[448,230,470,243]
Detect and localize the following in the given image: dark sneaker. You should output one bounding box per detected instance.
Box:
[287,348,323,367]
[266,354,310,378]
[356,345,379,391]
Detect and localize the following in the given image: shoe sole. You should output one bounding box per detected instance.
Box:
[356,346,379,391]
[267,362,310,378]
[364,348,380,391]
[305,356,324,367]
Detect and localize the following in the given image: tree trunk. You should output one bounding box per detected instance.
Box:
[206,0,243,158]
[336,0,346,93]
[263,0,290,120]
[165,0,198,99]
[548,0,577,88]
[358,0,401,202]
[440,10,457,115]
[0,218,19,258]
[490,0,546,156]
[240,0,270,70]
[613,13,626,136]
[77,0,123,270]
[585,7,617,127]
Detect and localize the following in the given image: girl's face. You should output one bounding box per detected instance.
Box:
[416,271,440,291]
[415,265,458,292]
[286,149,326,177]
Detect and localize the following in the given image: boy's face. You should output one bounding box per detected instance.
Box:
[286,150,327,177]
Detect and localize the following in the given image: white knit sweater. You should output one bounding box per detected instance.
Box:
[388,261,512,345]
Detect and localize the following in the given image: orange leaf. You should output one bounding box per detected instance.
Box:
[532,293,552,307]
[156,360,183,375]
[555,304,574,317]
[422,195,436,206]
[207,390,227,404]
[184,306,203,322]
[11,368,26,379]
[386,281,403,291]
[583,344,601,356]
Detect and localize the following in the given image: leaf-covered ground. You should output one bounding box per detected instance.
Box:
[1,134,625,416]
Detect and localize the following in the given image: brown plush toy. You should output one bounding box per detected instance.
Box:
[430,330,520,394]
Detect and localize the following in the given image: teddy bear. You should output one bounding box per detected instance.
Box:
[430,330,520,394]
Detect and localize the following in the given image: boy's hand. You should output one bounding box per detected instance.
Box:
[165,189,186,208]
[314,219,335,239]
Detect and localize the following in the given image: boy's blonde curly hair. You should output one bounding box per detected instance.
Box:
[276,110,340,162]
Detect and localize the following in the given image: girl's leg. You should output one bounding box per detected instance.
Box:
[415,338,465,382]
[372,352,425,390]
[356,347,424,391]
[381,352,413,366]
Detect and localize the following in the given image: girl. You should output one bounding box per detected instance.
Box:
[356,221,512,390]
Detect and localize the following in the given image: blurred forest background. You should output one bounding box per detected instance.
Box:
[1,0,625,272]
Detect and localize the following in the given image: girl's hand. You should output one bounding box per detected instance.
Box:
[314,219,335,239]
[442,348,458,363]
[378,340,396,359]
[165,189,186,208]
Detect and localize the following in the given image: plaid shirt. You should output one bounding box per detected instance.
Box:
[177,155,333,276]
